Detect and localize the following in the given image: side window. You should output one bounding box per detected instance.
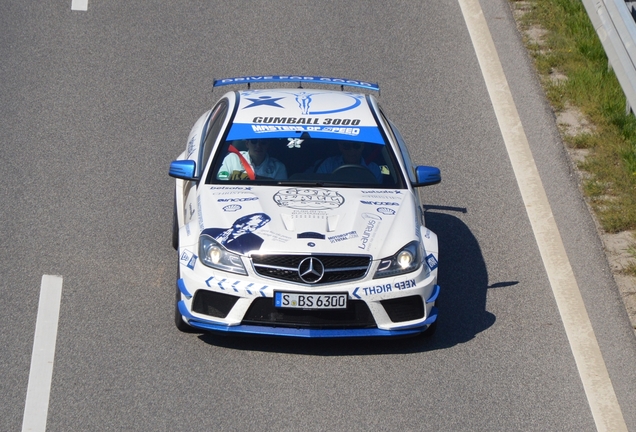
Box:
[383,114,417,184]
[199,100,229,177]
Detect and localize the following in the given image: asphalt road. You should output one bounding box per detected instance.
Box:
[2,1,636,431]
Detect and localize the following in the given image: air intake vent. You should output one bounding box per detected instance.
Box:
[192,290,239,318]
[381,295,424,322]
[242,298,376,328]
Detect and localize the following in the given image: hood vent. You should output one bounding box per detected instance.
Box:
[297,232,325,239]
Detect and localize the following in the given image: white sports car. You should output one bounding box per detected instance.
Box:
[169,75,441,338]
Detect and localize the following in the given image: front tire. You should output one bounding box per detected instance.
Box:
[172,194,179,250]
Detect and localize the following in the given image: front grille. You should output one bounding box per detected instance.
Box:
[381,295,424,322]
[192,290,239,318]
[242,298,376,328]
[251,254,371,284]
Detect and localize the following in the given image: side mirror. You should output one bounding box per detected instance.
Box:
[413,166,441,187]
[169,160,198,180]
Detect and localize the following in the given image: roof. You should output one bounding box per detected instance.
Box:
[226,89,385,144]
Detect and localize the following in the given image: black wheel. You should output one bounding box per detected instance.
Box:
[172,193,179,250]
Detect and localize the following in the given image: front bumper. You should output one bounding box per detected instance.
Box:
[176,263,440,338]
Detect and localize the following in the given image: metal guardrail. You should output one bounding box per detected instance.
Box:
[581,0,636,113]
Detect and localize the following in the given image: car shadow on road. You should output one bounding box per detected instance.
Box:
[198,210,497,355]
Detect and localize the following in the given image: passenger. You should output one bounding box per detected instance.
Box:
[217,139,287,180]
[316,141,381,182]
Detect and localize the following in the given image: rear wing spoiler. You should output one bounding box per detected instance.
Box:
[213,75,379,92]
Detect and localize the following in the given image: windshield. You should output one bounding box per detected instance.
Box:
[207,136,405,188]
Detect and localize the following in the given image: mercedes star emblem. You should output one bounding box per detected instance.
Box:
[298,257,325,283]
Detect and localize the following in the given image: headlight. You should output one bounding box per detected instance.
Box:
[199,234,247,275]
[374,241,423,279]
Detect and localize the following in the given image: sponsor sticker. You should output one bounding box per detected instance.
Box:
[426,254,438,271]
[377,207,395,215]
[187,135,198,157]
[361,212,382,221]
[290,210,328,219]
[218,197,258,202]
[180,250,197,270]
[361,190,403,195]
[358,219,379,250]
[251,124,361,136]
[197,195,204,231]
[274,188,344,210]
[287,138,303,148]
[258,230,292,243]
[360,200,400,206]
[327,231,358,243]
[210,186,253,191]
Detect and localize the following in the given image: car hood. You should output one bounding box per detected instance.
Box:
[198,185,420,259]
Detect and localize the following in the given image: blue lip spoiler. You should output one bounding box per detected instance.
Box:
[213,75,380,92]
[179,301,437,338]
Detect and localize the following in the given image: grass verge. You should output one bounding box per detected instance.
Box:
[512,0,636,276]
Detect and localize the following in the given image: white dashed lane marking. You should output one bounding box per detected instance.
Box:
[22,275,63,432]
[71,0,88,11]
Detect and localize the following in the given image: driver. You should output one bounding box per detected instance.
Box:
[217,139,287,180]
[316,141,381,182]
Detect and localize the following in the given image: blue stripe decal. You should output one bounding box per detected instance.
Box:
[226,123,385,144]
[178,301,191,318]
[213,75,379,91]
[425,307,438,325]
[426,285,440,303]
[177,279,192,299]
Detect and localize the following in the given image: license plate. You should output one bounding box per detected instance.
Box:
[274,292,348,309]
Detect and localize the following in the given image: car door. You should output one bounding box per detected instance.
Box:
[182,99,230,235]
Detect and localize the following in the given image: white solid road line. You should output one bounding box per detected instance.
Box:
[457,0,628,431]
[71,0,88,11]
[22,275,63,432]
